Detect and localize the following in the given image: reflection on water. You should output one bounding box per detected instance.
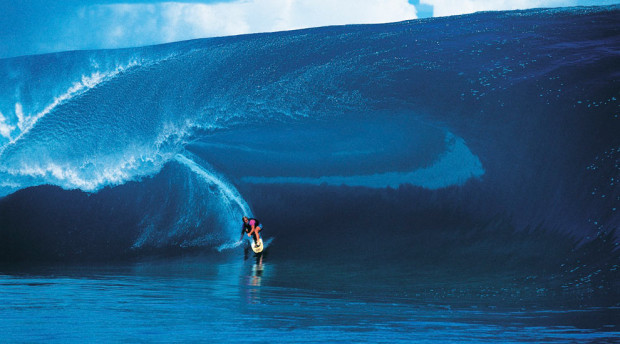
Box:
[244,254,264,304]
[0,255,618,343]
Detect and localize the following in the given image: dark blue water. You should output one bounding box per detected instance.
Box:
[1,256,619,343]
[0,5,619,342]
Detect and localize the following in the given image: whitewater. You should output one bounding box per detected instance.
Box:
[0,5,618,343]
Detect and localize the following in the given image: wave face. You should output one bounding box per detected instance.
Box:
[0,6,618,268]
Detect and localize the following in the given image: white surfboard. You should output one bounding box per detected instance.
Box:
[251,238,264,254]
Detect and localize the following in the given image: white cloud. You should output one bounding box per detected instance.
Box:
[419,0,612,17]
[74,0,417,49]
[5,0,618,58]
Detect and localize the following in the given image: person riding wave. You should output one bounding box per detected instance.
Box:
[240,216,262,246]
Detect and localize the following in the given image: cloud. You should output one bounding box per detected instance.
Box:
[5,0,616,57]
[66,0,417,51]
[419,0,618,17]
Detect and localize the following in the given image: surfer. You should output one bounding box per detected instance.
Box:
[240,216,262,245]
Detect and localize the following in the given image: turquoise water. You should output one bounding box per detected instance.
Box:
[2,254,618,343]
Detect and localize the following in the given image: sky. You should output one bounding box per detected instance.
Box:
[0,0,617,58]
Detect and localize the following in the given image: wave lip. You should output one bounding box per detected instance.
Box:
[0,152,252,262]
[174,153,251,217]
[0,61,140,148]
[0,145,178,197]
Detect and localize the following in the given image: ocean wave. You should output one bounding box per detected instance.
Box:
[0,6,617,263]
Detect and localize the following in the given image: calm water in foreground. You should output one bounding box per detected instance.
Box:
[1,253,618,343]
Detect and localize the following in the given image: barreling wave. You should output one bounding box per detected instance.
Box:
[0,151,250,261]
[131,152,251,250]
[0,5,618,266]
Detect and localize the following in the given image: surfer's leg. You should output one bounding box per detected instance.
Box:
[251,226,261,244]
[252,232,259,244]
[256,225,262,243]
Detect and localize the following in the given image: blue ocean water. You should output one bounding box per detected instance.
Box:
[1,256,618,343]
[0,5,619,343]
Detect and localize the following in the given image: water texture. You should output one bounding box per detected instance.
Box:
[0,5,618,342]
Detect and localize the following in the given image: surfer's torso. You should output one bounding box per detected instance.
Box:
[242,218,260,233]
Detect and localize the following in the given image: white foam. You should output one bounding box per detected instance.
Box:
[173,153,254,244]
[0,61,140,157]
[175,154,251,215]
[217,240,244,252]
[0,111,15,140]
[1,148,173,194]
[217,237,274,253]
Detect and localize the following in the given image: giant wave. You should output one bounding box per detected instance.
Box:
[0,4,618,283]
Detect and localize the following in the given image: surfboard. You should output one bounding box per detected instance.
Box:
[251,238,264,254]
